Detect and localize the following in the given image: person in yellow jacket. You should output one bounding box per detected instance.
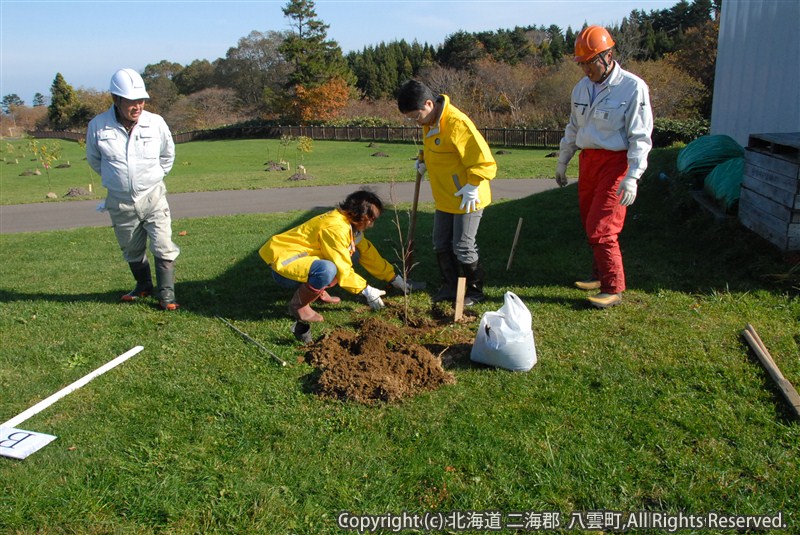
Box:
[397,80,497,306]
[259,189,422,323]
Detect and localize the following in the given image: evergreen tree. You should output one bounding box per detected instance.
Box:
[48,73,78,130]
[438,31,486,70]
[279,0,351,88]
[33,93,46,107]
[1,94,24,114]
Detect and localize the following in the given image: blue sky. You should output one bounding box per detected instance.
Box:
[1,0,678,103]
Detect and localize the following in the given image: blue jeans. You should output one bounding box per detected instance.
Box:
[272,259,338,290]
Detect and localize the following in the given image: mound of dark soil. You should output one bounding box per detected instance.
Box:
[305,316,458,404]
[288,173,315,181]
[265,161,288,171]
[371,152,390,157]
[64,187,91,197]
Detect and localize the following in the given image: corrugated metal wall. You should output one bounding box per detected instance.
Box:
[711,0,800,146]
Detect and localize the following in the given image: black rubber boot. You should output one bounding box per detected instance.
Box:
[461,260,486,306]
[122,259,154,301]
[432,251,460,303]
[155,257,179,310]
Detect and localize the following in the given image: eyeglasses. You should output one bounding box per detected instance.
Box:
[577,53,607,67]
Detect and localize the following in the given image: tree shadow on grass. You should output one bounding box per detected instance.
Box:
[477,178,794,300]
[0,177,792,319]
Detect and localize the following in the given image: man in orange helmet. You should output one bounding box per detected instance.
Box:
[555,25,653,308]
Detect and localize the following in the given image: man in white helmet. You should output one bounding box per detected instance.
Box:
[86,68,180,310]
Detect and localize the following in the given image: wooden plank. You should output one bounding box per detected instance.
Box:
[748,133,800,163]
[454,278,467,322]
[744,149,800,185]
[739,187,794,224]
[742,160,800,206]
[742,167,800,209]
[739,196,792,250]
[789,225,800,250]
[742,324,800,419]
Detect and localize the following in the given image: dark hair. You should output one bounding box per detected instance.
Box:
[397,79,435,113]
[339,189,383,224]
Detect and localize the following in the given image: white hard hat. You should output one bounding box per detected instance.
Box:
[109,68,150,100]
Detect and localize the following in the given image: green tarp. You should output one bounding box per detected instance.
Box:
[677,134,744,188]
[704,157,744,212]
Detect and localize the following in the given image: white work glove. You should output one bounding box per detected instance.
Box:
[616,175,639,206]
[390,274,425,294]
[555,162,568,187]
[415,159,427,177]
[361,285,386,310]
[455,183,480,213]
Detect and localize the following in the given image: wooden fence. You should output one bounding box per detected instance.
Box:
[32,125,563,149]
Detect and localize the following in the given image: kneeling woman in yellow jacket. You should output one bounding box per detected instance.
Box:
[259,189,421,322]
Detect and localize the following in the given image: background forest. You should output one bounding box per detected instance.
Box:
[1,0,719,138]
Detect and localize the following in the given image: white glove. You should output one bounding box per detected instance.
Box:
[361,285,386,310]
[455,183,480,213]
[415,159,427,177]
[616,175,638,206]
[390,275,425,294]
[555,162,568,187]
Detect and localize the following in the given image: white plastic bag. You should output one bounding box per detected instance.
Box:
[470,291,537,372]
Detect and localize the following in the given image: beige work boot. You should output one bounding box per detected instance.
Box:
[587,292,622,309]
[574,279,601,290]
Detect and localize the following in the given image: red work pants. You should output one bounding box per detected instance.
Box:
[578,149,629,294]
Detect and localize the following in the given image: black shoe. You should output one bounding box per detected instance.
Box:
[432,284,457,303]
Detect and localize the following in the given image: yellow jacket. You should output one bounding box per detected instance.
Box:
[259,209,396,294]
[423,95,497,214]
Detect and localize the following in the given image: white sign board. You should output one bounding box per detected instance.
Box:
[0,427,57,460]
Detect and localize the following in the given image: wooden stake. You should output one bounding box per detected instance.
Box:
[742,324,800,419]
[454,277,467,322]
[506,217,524,271]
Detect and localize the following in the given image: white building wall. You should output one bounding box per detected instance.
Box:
[711,0,800,146]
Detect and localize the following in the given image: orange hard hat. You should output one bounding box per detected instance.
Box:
[574,25,616,62]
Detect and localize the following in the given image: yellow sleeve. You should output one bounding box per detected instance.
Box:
[356,237,396,283]
[453,121,497,185]
[318,225,368,294]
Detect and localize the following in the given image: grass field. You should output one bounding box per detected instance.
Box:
[0,138,569,205]
[1,146,798,534]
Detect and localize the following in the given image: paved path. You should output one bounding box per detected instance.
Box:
[0,179,563,234]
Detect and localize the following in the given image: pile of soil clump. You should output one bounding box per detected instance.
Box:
[287,173,315,181]
[305,316,457,404]
[264,161,288,171]
[64,187,91,197]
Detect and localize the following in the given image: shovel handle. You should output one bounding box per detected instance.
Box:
[405,150,424,274]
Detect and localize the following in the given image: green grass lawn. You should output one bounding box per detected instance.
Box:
[1,148,798,533]
[0,138,570,205]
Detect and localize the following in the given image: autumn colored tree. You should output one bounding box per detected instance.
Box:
[625,59,706,119]
[665,19,719,117]
[472,59,538,126]
[291,76,350,122]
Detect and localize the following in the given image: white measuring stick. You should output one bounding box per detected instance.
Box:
[1,346,144,429]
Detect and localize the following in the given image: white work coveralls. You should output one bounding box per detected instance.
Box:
[86,106,179,263]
